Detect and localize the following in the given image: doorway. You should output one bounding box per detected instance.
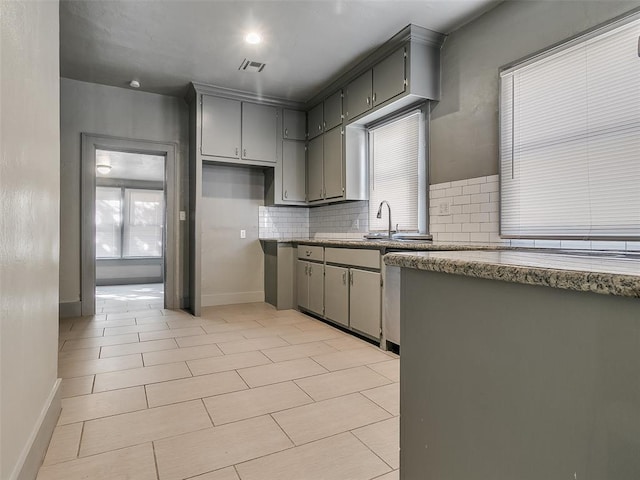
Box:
[81,134,178,316]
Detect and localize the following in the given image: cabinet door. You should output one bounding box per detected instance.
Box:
[324,265,349,327]
[283,109,306,141]
[201,95,241,158]
[350,269,381,339]
[345,70,372,121]
[324,90,343,131]
[282,141,306,202]
[307,262,324,316]
[297,260,309,310]
[307,135,324,202]
[241,102,278,163]
[323,126,343,200]
[373,46,406,107]
[307,103,324,140]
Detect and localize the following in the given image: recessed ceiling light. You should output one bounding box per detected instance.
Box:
[245,32,262,45]
[96,164,112,175]
[129,80,140,88]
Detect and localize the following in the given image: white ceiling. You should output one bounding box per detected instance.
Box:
[96,150,165,182]
[60,0,500,101]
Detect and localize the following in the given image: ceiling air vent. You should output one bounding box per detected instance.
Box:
[238,58,266,73]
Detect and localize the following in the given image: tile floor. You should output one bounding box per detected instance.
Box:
[95,283,164,314]
[40,302,400,480]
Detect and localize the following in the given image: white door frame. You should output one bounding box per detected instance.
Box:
[81,133,179,316]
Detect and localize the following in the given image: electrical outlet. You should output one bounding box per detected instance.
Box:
[179,211,186,221]
[354,219,360,229]
[439,201,451,215]
[240,229,246,239]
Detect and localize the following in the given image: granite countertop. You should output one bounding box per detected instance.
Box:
[384,250,640,297]
[259,237,505,251]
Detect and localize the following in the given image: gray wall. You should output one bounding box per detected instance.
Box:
[59,78,189,307]
[200,164,265,306]
[430,0,640,184]
[1,1,61,479]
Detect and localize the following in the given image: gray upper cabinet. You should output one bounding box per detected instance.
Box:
[241,102,278,163]
[373,46,406,107]
[307,103,324,140]
[307,135,324,202]
[345,70,372,122]
[283,109,306,141]
[282,141,306,202]
[323,126,343,200]
[201,95,241,158]
[323,90,343,131]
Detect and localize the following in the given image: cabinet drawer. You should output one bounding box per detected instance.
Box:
[325,247,380,269]
[297,245,324,262]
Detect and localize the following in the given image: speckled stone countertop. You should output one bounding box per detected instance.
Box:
[259,237,505,251]
[384,250,640,298]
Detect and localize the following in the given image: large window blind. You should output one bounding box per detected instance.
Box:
[500,15,640,238]
[96,187,122,258]
[368,111,423,232]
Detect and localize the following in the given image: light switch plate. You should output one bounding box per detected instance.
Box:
[179,211,186,221]
[240,229,246,239]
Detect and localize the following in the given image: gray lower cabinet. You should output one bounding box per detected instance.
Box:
[307,136,324,202]
[297,260,324,316]
[201,95,241,158]
[282,141,306,202]
[349,269,381,339]
[324,265,349,327]
[241,102,278,163]
[323,126,343,199]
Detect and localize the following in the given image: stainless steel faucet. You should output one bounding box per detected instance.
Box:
[376,200,393,238]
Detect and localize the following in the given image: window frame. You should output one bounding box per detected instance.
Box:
[365,102,430,236]
[498,8,640,240]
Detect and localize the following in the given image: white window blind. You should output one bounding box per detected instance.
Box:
[123,189,164,257]
[500,16,640,238]
[369,112,421,232]
[96,187,122,258]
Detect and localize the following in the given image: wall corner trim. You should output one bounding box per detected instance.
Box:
[11,379,61,480]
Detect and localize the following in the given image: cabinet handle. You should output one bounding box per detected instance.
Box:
[284,190,288,199]
[284,128,288,137]
[349,271,354,285]
[320,189,323,199]
[304,265,308,275]
[323,121,326,129]
[373,93,376,103]
[309,265,312,276]
[243,148,247,157]
[235,147,238,156]
[342,272,347,285]
[366,96,370,106]
[318,124,322,131]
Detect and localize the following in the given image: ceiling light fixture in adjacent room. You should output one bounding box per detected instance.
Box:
[245,32,262,45]
[129,79,140,88]
[96,164,112,175]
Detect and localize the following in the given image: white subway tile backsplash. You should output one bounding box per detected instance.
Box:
[470,212,489,223]
[480,182,499,193]
[445,186,462,197]
[470,193,490,204]
[453,195,471,205]
[450,179,469,188]
[462,184,481,195]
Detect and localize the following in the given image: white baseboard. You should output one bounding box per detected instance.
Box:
[58,301,81,319]
[10,379,61,480]
[201,291,265,307]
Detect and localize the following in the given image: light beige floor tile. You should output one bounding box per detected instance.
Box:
[103,322,168,336]
[367,359,400,382]
[353,417,399,469]
[255,315,309,327]
[324,335,374,351]
[166,318,226,329]
[59,327,104,341]
[187,351,272,376]
[58,340,65,352]
[202,320,262,334]
[270,309,312,319]
[80,399,211,457]
[203,381,312,425]
[237,357,327,388]
[58,347,101,362]
[218,313,274,323]
[176,332,245,348]
[61,333,139,351]
[139,326,206,341]
[189,467,239,480]
[154,415,292,480]
[37,443,157,480]
[42,423,82,466]
[100,338,177,358]
[373,470,399,480]
[134,315,175,325]
[58,354,142,379]
[93,361,191,392]
[146,371,247,407]
[295,365,391,402]
[60,376,94,398]
[272,393,391,445]
[58,322,72,333]
[279,329,344,345]
[312,347,392,371]
[292,321,336,332]
[107,309,164,320]
[235,432,391,480]
[59,386,147,425]
[73,317,137,328]
[239,325,301,339]
[361,382,399,416]
[143,343,223,366]
[261,341,338,363]
[217,337,289,355]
